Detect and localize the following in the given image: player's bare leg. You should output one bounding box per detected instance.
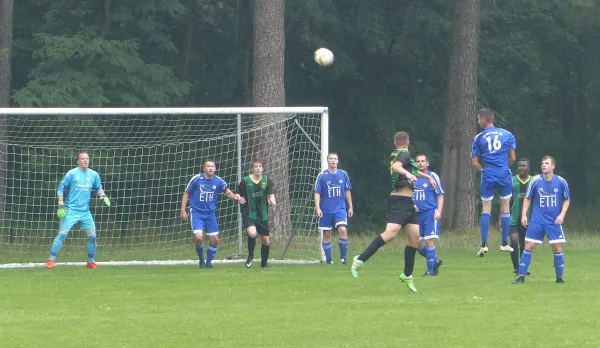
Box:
[338,226,349,264]
[245,227,258,268]
[498,198,514,253]
[351,223,401,278]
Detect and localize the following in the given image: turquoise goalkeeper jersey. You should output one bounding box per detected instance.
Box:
[57,167,103,212]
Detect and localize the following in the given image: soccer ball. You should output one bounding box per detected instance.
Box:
[314,48,334,66]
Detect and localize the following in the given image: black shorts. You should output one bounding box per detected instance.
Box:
[510,224,526,237]
[243,215,270,236]
[386,195,418,226]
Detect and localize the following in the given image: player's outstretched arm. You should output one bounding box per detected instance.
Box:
[180,192,190,221]
[416,170,438,190]
[345,190,353,218]
[392,161,416,183]
[225,189,245,204]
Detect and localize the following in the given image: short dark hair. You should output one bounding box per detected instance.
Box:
[250,159,263,168]
[394,131,409,146]
[203,159,216,167]
[77,151,89,160]
[415,154,428,161]
[517,158,530,165]
[327,152,338,157]
[478,108,494,122]
[542,156,556,165]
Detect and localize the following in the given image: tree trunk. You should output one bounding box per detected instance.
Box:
[252,0,290,241]
[440,0,480,230]
[0,0,14,217]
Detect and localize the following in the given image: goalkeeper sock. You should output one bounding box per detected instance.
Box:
[86,234,97,262]
[49,231,68,261]
[206,244,218,265]
[338,237,348,260]
[480,212,491,246]
[358,235,386,262]
[195,243,205,265]
[247,236,256,260]
[261,244,270,266]
[322,242,333,263]
[417,244,427,258]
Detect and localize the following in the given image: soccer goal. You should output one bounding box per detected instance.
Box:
[0,107,329,268]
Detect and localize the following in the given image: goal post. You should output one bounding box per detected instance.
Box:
[0,107,329,268]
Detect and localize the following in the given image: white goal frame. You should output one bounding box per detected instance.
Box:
[0,107,329,268]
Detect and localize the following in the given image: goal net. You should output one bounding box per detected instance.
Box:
[0,107,329,268]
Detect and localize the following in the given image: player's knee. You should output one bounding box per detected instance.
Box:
[193,231,204,242]
[337,226,348,237]
[247,229,257,238]
[424,239,435,248]
[209,235,219,245]
[261,236,270,246]
[552,244,562,253]
[509,232,519,245]
[56,231,68,242]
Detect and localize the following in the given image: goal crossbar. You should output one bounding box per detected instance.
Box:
[0,107,328,116]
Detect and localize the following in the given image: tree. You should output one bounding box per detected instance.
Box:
[252,0,291,241]
[440,0,481,229]
[0,0,14,216]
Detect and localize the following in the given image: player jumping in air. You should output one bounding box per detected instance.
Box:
[45,152,111,269]
[180,160,245,268]
[238,159,276,269]
[413,154,444,276]
[314,153,354,265]
[508,158,532,275]
[471,108,516,256]
[512,156,570,284]
[351,131,437,293]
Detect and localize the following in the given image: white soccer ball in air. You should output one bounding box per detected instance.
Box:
[314,48,334,66]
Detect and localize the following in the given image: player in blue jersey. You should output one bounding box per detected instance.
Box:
[45,152,111,269]
[180,160,245,268]
[351,132,438,293]
[512,156,570,284]
[471,108,516,257]
[413,155,444,276]
[314,153,354,265]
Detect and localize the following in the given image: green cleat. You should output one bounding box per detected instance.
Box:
[351,255,363,279]
[399,273,418,293]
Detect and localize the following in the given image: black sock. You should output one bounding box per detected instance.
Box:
[358,235,386,262]
[519,236,525,256]
[481,242,487,247]
[247,236,256,260]
[403,245,417,277]
[261,244,270,266]
[510,243,519,271]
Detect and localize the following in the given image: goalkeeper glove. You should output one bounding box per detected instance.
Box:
[57,204,67,219]
[100,195,111,207]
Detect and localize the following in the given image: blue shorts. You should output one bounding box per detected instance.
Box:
[318,211,348,231]
[525,221,566,244]
[480,173,512,201]
[190,211,219,235]
[60,210,96,231]
[418,209,440,240]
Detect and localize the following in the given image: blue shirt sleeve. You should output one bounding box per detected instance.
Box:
[526,176,538,199]
[559,177,570,200]
[471,135,481,158]
[218,177,229,194]
[343,170,352,190]
[432,172,444,195]
[185,176,198,194]
[57,172,72,196]
[508,132,517,150]
[315,172,323,193]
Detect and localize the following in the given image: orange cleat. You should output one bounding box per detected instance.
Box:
[45,260,54,269]
[86,262,98,269]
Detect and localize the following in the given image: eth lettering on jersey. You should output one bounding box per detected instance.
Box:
[538,188,560,208]
[198,184,217,202]
[413,186,427,201]
[327,180,344,198]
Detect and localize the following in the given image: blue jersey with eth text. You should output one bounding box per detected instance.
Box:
[413,171,444,212]
[471,126,516,179]
[315,169,352,214]
[185,174,230,213]
[57,167,103,213]
[526,174,570,225]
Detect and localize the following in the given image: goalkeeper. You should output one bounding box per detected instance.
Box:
[45,152,110,269]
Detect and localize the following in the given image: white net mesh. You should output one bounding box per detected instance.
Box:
[0,109,324,265]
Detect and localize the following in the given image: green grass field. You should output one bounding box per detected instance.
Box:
[1,230,600,348]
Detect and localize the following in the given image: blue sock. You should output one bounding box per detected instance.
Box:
[480,212,491,245]
[322,242,333,263]
[195,243,205,264]
[519,249,533,276]
[501,213,511,244]
[206,244,217,265]
[417,244,427,258]
[86,234,97,262]
[49,231,68,261]
[554,252,565,278]
[426,246,436,274]
[338,238,348,260]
